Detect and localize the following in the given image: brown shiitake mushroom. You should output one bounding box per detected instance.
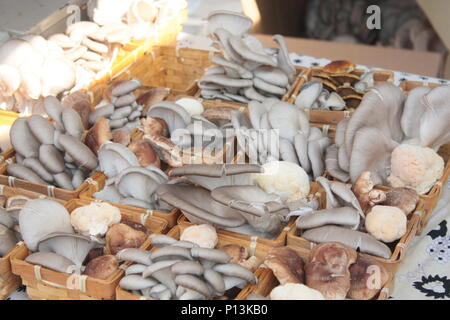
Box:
[218,244,248,264]
[121,221,149,234]
[105,223,147,255]
[330,73,360,86]
[323,60,356,74]
[348,254,390,300]
[83,247,104,265]
[61,91,92,129]
[85,117,112,154]
[112,129,130,146]
[384,188,419,216]
[305,242,357,300]
[140,117,169,137]
[83,254,119,280]
[128,139,161,168]
[264,247,305,285]
[137,88,169,110]
[320,80,337,92]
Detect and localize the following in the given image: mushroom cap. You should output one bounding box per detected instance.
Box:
[115,166,166,202]
[297,207,360,230]
[0,224,17,256]
[85,117,112,155]
[156,184,246,228]
[365,205,407,243]
[207,10,253,36]
[270,283,325,300]
[180,224,218,249]
[268,101,310,142]
[169,164,262,191]
[105,223,147,255]
[254,161,310,202]
[400,86,431,140]
[70,202,121,237]
[295,81,323,110]
[84,255,119,280]
[323,60,355,74]
[10,118,40,158]
[211,185,287,216]
[19,199,73,252]
[302,225,392,259]
[264,246,305,285]
[58,134,99,171]
[27,115,55,145]
[62,108,85,140]
[7,164,47,185]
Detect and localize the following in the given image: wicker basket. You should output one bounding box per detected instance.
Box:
[11,199,167,300]
[236,245,395,301]
[116,225,273,300]
[0,156,103,201]
[287,68,394,125]
[287,187,422,272]
[0,185,66,300]
[177,182,323,248]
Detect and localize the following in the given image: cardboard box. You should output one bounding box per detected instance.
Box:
[257,34,444,77]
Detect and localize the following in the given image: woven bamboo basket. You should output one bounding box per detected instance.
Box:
[87,44,212,107]
[0,155,103,201]
[79,171,179,229]
[116,225,272,300]
[236,245,395,301]
[0,185,66,300]
[398,81,450,233]
[287,187,423,273]
[84,9,187,105]
[11,199,167,300]
[177,182,323,248]
[0,111,19,164]
[287,67,394,125]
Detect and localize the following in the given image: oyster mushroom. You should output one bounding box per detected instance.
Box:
[264,247,305,285]
[207,10,253,37]
[297,207,360,230]
[58,134,99,171]
[7,164,47,185]
[156,184,246,228]
[10,118,40,158]
[147,101,191,134]
[348,254,390,300]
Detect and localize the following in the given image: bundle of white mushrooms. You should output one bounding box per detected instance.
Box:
[199,11,297,103]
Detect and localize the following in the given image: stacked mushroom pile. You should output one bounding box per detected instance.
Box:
[19,200,150,280]
[248,243,390,300]
[8,97,98,190]
[93,141,169,211]
[0,36,76,114]
[157,163,317,237]
[143,98,237,167]
[295,61,374,111]
[295,174,419,259]
[238,98,330,179]
[89,79,144,134]
[118,233,257,300]
[199,11,296,103]
[326,83,450,194]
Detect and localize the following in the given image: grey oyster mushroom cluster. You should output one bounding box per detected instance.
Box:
[94,141,171,211]
[0,36,76,114]
[157,164,316,236]
[0,194,36,257]
[236,98,331,179]
[199,11,296,103]
[19,199,100,273]
[89,79,144,133]
[143,98,237,167]
[8,97,98,190]
[325,83,450,194]
[118,234,257,300]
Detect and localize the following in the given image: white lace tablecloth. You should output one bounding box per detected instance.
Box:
[6,38,450,300]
